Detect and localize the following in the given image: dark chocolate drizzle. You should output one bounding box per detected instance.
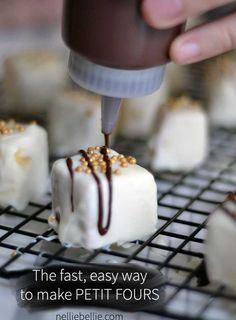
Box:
[79,147,113,236]
[100,146,113,234]
[104,134,110,148]
[66,158,74,212]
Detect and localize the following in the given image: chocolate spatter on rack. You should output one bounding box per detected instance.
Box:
[73,147,137,236]
[0,119,37,135]
[66,158,74,212]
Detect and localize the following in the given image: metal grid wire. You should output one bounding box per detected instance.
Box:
[1,128,236,319]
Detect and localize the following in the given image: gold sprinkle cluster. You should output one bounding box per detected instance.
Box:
[75,146,137,176]
[160,96,202,112]
[0,119,37,135]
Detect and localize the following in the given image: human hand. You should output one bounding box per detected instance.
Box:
[142,0,236,64]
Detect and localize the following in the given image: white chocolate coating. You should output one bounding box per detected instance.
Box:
[150,98,208,172]
[3,51,67,113]
[206,195,236,291]
[209,77,236,128]
[48,90,105,157]
[50,149,158,250]
[0,122,49,210]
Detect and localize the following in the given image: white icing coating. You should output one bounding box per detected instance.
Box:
[48,89,105,157]
[0,123,49,210]
[50,149,158,250]
[150,101,208,172]
[206,197,236,291]
[118,83,167,139]
[3,51,67,113]
[209,77,236,128]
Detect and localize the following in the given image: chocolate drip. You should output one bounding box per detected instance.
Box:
[66,158,74,212]
[196,260,209,287]
[79,148,113,236]
[55,213,60,223]
[100,146,113,234]
[104,134,110,148]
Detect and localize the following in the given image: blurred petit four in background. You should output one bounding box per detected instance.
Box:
[207,52,236,128]
[118,80,168,140]
[2,50,68,120]
[206,193,236,291]
[0,120,49,210]
[48,88,107,157]
[149,96,208,172]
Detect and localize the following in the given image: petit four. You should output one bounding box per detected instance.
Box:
[149,97,208,172]
[206,193,236,291]
[0,120,49,210]
[48,89,105,157]
[49,147,158,249]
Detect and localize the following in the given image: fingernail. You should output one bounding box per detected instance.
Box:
[176,42,201,63]
[147,0,183,25]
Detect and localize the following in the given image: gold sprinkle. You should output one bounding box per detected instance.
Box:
[87,147,94,152]
[100,162,107,168]
[112,156,118,161]
[121,159,128,165]
[18,126,25,132]
[86,169,92,174]
[15,149,31,167]
[11,250,17,257]
[80,157,86,163]
[130,159,137,165]
[48,215,56,223]
[127,156,137,165]
[121,162,128,168]
[93,165,98,171]
[75,166,83,173]
[114,169,122,175]
[95,146,100,151]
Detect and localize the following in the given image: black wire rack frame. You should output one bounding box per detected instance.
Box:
[1,128,236,319]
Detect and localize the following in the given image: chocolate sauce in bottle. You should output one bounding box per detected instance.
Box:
[62,0,183,136]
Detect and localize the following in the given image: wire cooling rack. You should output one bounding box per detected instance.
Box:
[1,127,236,320]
